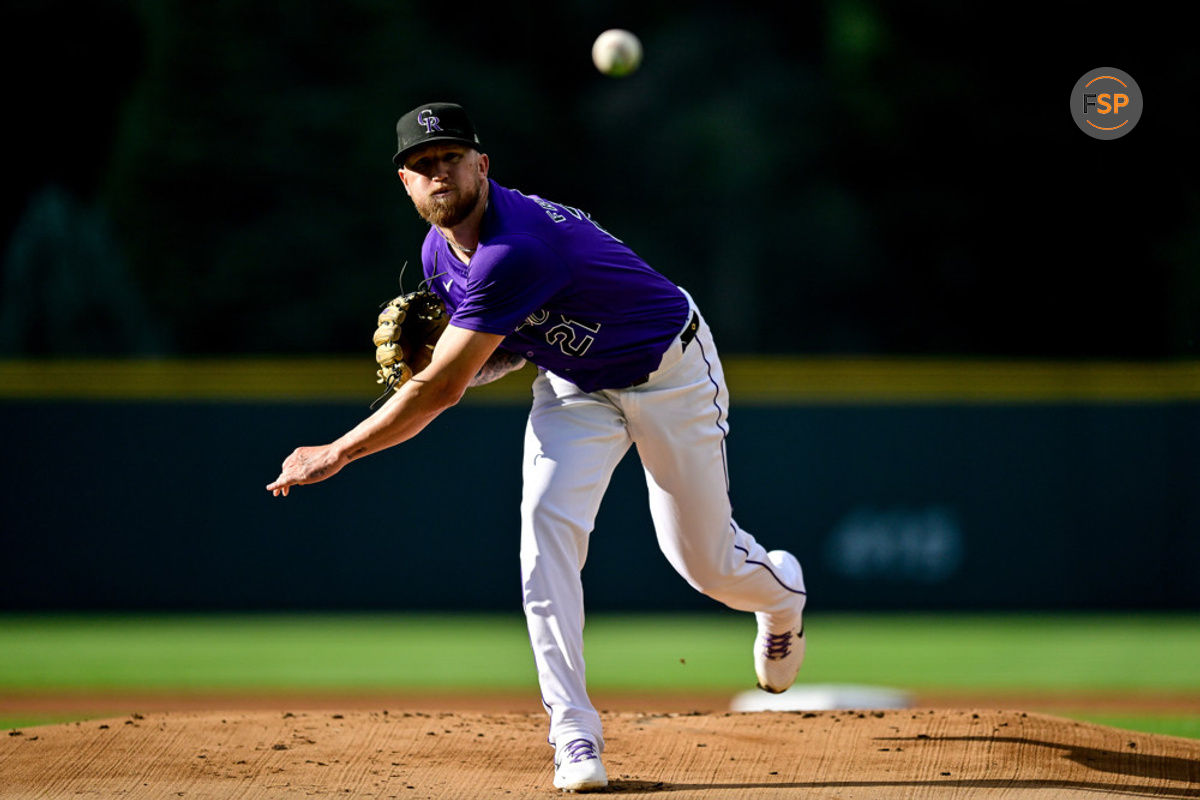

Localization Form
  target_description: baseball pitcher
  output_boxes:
[267,102,807,793]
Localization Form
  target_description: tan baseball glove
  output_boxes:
[373,289,449,394]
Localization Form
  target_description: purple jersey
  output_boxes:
[420,180,689,393]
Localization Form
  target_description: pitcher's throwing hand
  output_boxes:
[267,445,346,496]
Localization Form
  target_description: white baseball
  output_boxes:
[591,29,642,77]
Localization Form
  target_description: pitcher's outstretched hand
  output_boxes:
[266,445,345,496]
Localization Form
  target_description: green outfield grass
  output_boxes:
[2,612,1198,738]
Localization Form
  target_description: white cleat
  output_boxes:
[553,738,608,793]
[754,550,807,694]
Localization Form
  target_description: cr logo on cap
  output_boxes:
[416,109,442,134]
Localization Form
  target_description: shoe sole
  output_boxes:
[554,764,608,792]
[554,777,608,792]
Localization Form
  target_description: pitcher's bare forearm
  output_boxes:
[335,325,506,460]
[346,348,525,458]
[267,325,504,495]
[335,374,458,462]
[266,372,457,496]
[470,350,526,387]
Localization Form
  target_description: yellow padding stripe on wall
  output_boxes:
[0,359,531,404]
[722,358,1200,404]
[1,358,1199,404]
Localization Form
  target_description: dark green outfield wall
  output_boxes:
[3,396,1197,611]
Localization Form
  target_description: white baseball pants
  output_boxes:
[519,303,807,751]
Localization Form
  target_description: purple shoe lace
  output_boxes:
[762,626,803,660]
[762,632,792,660]
[561,738,599,764]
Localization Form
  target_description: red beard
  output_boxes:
[416,180,483,228]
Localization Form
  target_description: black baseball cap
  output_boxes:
[393,102,482,167]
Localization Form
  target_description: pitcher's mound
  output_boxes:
[3,708,1198,798]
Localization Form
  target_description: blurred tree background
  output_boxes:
[1,0,1195,358]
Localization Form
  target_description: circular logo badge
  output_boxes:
[1071,68,1142,140]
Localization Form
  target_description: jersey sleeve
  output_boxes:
[451,235,570,335]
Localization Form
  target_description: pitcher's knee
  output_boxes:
[523,494,595,536]
[677,562,739,598]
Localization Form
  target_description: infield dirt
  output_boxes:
[3,707,1199,799]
